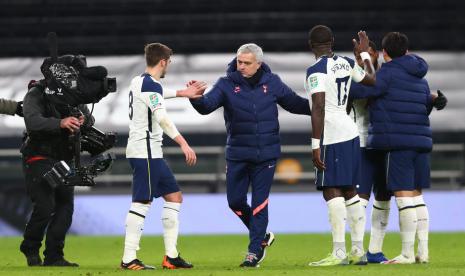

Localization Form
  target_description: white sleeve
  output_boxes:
[351,63,366,83]
[139,92,166,112]
[306,72,327,94]
[163,89,177,99]
[154,108,180,139]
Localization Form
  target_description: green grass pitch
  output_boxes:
[1,233,465,275]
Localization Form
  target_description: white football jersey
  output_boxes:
[348,99,369,147]
[305,55,366,145]
[126,73,176,158]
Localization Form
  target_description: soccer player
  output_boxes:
[121,43,207,270]
[187,43,311,267]
[349,41,447,264]
[305,25,376,266]
[347,41,392,263]
[348,32,444,264]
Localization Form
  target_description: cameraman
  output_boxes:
[19,79,94,267]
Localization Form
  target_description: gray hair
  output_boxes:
[237,43,264,63]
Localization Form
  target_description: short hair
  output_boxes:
[237,43,264,63]
[382,32,409,59]
[308,25,334,46]
[144,43,173,67]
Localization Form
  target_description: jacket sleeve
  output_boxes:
[79,104,95,127]
[23,87,62,133]
[276,78,311,115]
[189,80,225,115]
[0,98,19,115]
[349,69,390,99]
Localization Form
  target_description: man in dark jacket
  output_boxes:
[349,32,433,264]
[19,79,94,267]
[187,43,311,267]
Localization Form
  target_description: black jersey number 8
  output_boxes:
[129,91,133,120]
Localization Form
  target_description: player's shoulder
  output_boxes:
[306,56,328,77]
[336,55,355,68]
[133,73,163,95]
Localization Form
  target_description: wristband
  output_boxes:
[360,52,370,61]
[311,138,320,150]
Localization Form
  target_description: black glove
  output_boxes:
[15,101,23,117]
[433,90,447,110]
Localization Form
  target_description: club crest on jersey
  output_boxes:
[149,94,161,107]
[234,86,241,93]
[310,76,318,88]
[262,85,268,93]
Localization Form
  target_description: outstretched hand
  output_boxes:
[179,80,207,99]
[352,30,370,59]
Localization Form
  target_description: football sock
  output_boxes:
[413,195,429,258]
[346,195,366,255]
[369,200,390,253]
[122,202,150,263]
[327,197,347,259]
[162,201,181,258]
[396,197,417,259]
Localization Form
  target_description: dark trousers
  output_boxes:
[20,157,74,262]
[226,159,276,255]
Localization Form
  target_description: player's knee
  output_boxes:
[163,192,182,203]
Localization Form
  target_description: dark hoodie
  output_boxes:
[190,58,311,162]
[350,54,432,152]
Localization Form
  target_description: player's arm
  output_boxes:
[353,31,376,86]
[306,72,326,170]
[141,91,196,166]
[163,81,207,99]
[154,108,196,166]
[311,92,325,170]
[350,69,390,99]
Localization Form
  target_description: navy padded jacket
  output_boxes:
[190,58,311,162]
[350,54,433,152]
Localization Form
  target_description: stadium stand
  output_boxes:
[0,0,464,56]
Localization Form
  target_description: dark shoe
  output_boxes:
[20,246,42,266]
[240,253,259,267]
[257,232,275,263]
[121,259,155,270]
[43,258,79,267]
[367,251,388,263]
[162,254,193,269]
[24,254,42,266]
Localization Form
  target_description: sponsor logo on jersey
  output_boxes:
[310,76,318,88]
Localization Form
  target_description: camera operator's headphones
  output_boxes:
[40,33,116,106]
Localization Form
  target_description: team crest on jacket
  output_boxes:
[263,85,268,93]
[234,86,241,93]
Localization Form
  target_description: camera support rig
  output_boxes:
[41,32,117,188]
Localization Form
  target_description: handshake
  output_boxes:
[176,80,208,99]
